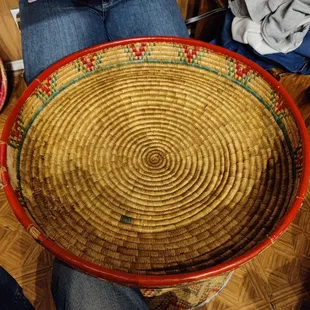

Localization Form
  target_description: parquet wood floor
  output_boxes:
[0,72,309,310]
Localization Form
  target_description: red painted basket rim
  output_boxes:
[1,37,309,287]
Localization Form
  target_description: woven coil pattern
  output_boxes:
[7,41,303,276]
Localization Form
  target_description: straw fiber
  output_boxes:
[7,41,303,276]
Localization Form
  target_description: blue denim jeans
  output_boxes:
[19,0,189,84]
[52,260,149,310]
[19,0,188,309]
[0,267,34,310]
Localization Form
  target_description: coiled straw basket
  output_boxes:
[1,37,309,309]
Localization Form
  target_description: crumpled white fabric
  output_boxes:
[231,17,279,55]
[229,0,310,55]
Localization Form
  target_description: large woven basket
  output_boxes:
[1,37,309,306]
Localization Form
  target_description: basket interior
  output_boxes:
[6,41,304,275]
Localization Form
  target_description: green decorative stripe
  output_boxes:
[120,215,132,224]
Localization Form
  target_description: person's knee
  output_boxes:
[51,260,149,310]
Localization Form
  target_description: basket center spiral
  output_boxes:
[145,150,166,167]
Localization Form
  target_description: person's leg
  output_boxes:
[105,0,189,40]
[51,260,149,310]
[19,0,108,84]
[0,266,34,310]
